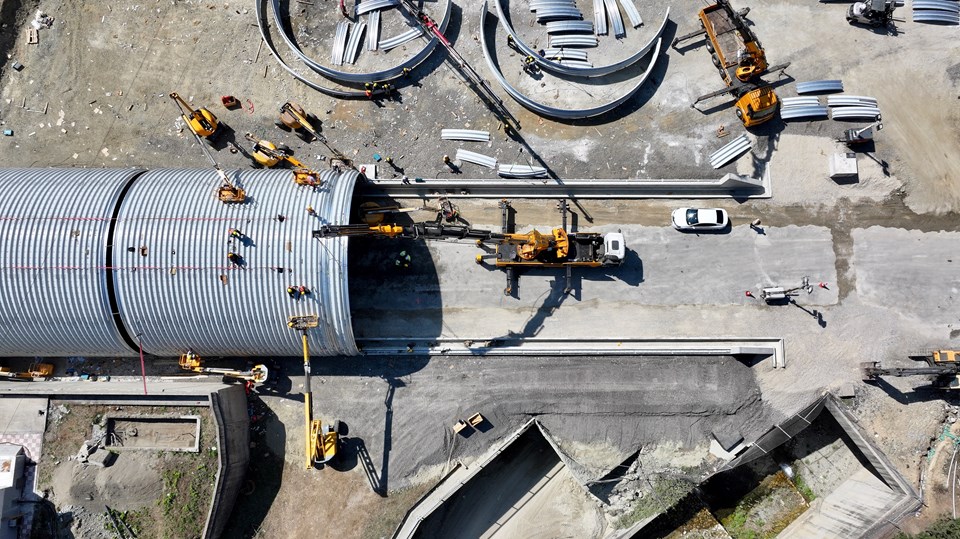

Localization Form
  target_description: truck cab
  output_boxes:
[735,87,779,127]
[601,232,626,266]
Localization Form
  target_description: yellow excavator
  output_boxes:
[0,362,54,381]
[288,315,341,469]
[178,351,268,384]
[169,92,220,139]
[244,133,323,188]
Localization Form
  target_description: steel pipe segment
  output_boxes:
[618,0,643,28]
[603,0,626,37]
[709,134,751,169]
[441,129,491,142]
[529,0,577,11]
[594,0,608,35]
[536,7,584,20]
[267,0,450,84]
[780,105,829,120]
[795,80,843,94]
[913,10,960,23]
[542,48,589,60]
[780,96,821,107]
[550,35,599,47]
[831,107,882,120]
[345,21,367,64]
[495,0,669,77]
[456,149,498,169]
[355,0,399,16]
[481,0,663,119]
[332,21,350,66]
[913,1,960,12]
[498,165,549,178]
[827,95,878,107]
[379,28,424,51]
[545,20,594,33]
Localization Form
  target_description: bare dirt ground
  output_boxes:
[38,403,218,539]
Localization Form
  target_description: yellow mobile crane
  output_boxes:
[288,315,341,469]
[672,0,790,127]
[178,351,269,384]
[315,200,626,295]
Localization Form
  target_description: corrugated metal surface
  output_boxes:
[827,95,878,107]
[550,35,599,47]
[594,0,607,35]
[603,0,625,37]
[0,168,143,356]
[618,0,642,27]
[356,0,399,16]
[530,0,576,10]
[379,28,424,51]
[456,150,498,169]
[536,6,583,20]
[913,9,960,23]
[543,48,589,60]
[345,20,367,64]
[914,1,960,13]
[795,79,843,94]
[779,96,821,108]
[440,129,491,142]
[367,11,380,51]
[332,21,349,66]
[780,105,829,120]
[498,164,549,178]
[831,106,882,120]
[709,134,751,169]
[545,20,594,33]
[112,169,358,357]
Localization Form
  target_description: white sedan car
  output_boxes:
[671,208,729,231]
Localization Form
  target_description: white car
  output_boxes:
[671,208,729,231]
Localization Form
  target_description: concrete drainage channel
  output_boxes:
[357,338,787,368]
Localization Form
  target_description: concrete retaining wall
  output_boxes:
[202,385,250,539]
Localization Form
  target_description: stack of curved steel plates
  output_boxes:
[367,11,380,51]
[913,0,960,24]
[780,96,828,120]
[536,6,584,20]
[796,80,843,94]
[827,95,878,107]
[709,134,751,169]
[831,107,882,120]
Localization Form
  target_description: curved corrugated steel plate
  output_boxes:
[112,169,358,357]
[0,168,143,356]
[795,80,843,94]
[617,0,642,28]
[780,105,829,120]
[831,107,882,120]
[709,134,751,169]
[780,96,821,107]
[603,0,626,37]
[545,20,594,33]
[913,10,960,23]
[913,1,960,13]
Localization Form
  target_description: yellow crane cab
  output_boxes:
[735,87,779,127]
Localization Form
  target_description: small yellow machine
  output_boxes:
[0,362,54,381]
[178,352,268,384]
[288,315,341,468]
[169,92,220,139]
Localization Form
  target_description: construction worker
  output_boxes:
[227,252,241,265]
[395,250,411,269]
[364,83,373,99]
[298,285,310,296]
[229,228,243,239]
[522,55,539,75]
[306,205,316,215]
[287,286,298,299]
